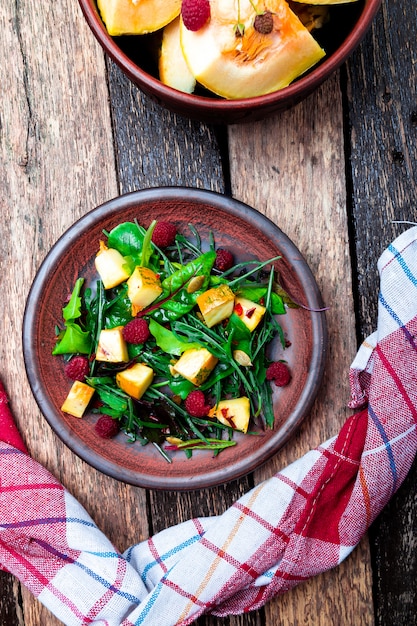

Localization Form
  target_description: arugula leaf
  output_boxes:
[52,323,92,355]
[52,278,92,355]
[62,278,85,321]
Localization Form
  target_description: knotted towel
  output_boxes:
[1,226,416,625]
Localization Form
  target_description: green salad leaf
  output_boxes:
[52,278,92,355]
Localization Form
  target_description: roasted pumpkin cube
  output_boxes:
[94,241,130,289]
[96,326,129,363]
[127,266,163,313]
[234,296,266,332]
[196,284,235,328]
[172,348,218,386]
[116,363,154,399]
[209,397,251,433]
[61,381,95,418]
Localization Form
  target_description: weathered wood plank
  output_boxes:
[1,1,148,623]
[346,0,417,623]
[2,0,415,624]
[227,74,374,624]
[106,61,226,195]
[0,575,24,626]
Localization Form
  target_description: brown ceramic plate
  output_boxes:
[78,0,381,124]
[23,188,327,490]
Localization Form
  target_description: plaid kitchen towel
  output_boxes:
[1,226,417,625]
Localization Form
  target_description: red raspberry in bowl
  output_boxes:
[64,355,89,381]
[94,415,120,439]
[122,318,150,344]
[266,362,291,387]
[184,390,211,417]
[151,221,177,248]
[214,248,234,272]
[181,0,211,31]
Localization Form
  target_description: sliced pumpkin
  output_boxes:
[97,0,181,36]
[159,17,197,93]
[180,0,326,99]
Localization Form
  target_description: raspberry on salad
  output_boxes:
[214,248,234,272]
[122,318,150,344]
[181,0,211,32]
[184,390,211,417]
[64,355,89,381]
[94,415,120,439]
[151,221,177,248]
[266,361,291,387]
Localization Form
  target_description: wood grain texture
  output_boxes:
[106,62,226,195]
[346,1,417,623]
[1,0,415,623]
[227,75,373,624]
[1,1,146,623]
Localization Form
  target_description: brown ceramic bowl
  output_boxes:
[23,187,327,490]
[78,0,381,124]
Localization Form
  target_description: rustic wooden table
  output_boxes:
[1,0,416,624]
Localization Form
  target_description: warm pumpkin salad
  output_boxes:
[53,219,296,459]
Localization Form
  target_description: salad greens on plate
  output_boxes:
[53,218,295,461]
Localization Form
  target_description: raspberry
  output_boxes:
[151,221,177,248]
[94,415,120,439]
[266,361,291,387]
[215,248,234,272]
[64,355,89,381]
[122,318,150,344]
[181,0,210,31]
[254,11,274,35]
[184,390,211,417]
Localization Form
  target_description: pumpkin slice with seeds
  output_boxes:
[180,0,326,99]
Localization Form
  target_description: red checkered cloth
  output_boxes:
[1,226,417,625]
